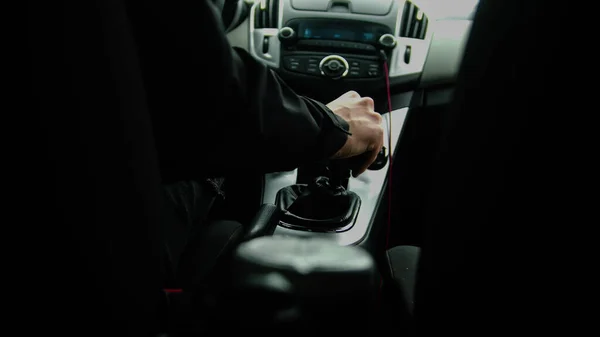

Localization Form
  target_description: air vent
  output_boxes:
[399,1,428,39]
[254,0,279,28]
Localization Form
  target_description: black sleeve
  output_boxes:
[124,0,350,183]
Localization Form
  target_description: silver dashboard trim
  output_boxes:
[226,0,247,33]
[248,2,283,68]
[420,19,472,86]
[247,1,434,82]
[241,0,476,84]
[387,0,434,79]
[265,107,409,246]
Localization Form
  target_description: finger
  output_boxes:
[344,90,361,98]
[370,112,383,124]
[352,147,381,177]
[360,97,375,109]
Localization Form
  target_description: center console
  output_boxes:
[276,160,362,232]
[247,0,432,247]
[278,19,396,80]
[249,0,433,97]
[264,108,408,246]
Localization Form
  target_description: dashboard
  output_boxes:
[225,0,478,246]
[227,0,477,97]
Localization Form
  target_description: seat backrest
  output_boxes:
[26,1,166,333]
[414,0,555,334]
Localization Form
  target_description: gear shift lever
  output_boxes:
[329,147,389,187]
[275,159,361,232]
[329,159,352,189]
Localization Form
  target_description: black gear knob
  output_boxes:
[330,146,388,182]
[368,146,388,171]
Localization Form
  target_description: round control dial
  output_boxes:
[319,55,349,79]
[278,27,296,44]
[378,33,397,49]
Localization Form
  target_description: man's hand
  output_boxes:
[327,91,384,177]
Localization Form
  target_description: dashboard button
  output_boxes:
[319,55,349,79]
[366,63,380,74]
[327,60,341,70]
[404,45,412,64]
[284,56,307,73]
[306,66,320,75]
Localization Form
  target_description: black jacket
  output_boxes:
[124,0,350,182]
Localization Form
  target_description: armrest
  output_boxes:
[241,203,282,242]
[217,236,377,329]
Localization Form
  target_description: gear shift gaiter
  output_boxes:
[276,163,361,232]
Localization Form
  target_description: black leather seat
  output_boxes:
[384,1,555,335]
[175,204,281,291]
[385,245,419,316]
[27,2,168,333]
[26,1,279,334]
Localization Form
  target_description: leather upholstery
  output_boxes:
[177,220,244,290]
[386,245,420,316]
[242,203,282,241]
[276,177,361,231]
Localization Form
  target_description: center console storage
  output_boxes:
[214,236,377,330]
[289,0,395,15]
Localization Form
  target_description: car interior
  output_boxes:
[26,0,558,335]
